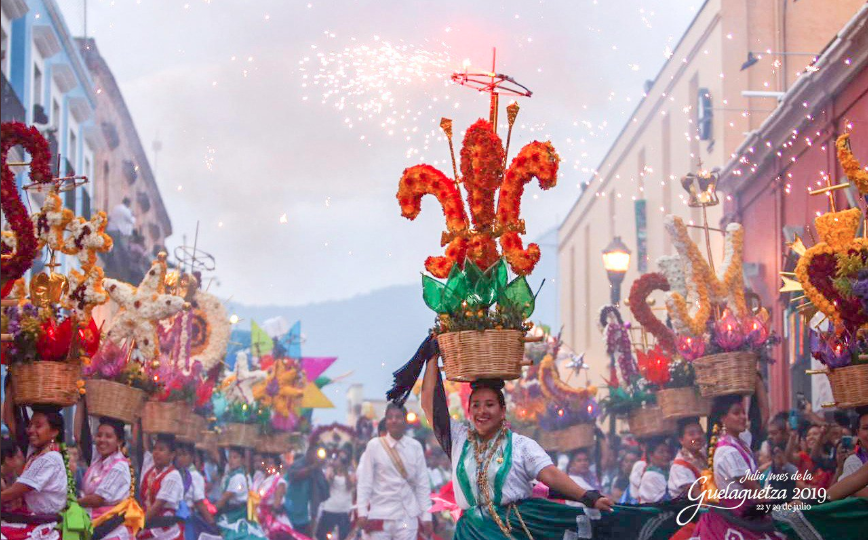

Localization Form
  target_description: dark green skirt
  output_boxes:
[454,499,692,540]
[773,498,868,540]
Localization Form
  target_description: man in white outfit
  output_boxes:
[356,403,432,540]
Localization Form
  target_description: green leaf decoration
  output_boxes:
[463,258,495,308]
[443,265,469,313]
[500,275,535,318]
[422,275,446,313]
[484,259,508,294]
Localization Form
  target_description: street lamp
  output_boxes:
[602,236,631,305]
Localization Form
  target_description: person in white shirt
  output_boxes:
[637,436,672,504]
[316,449,355,540]
[78,417,140,540]
[566,448,602,507]
[138,434,184,540]
[215,447,266,540]
[251,452,266,494]
[1,405,69,540]
[420,357,613,538]
[625,454,647,504]
[668,417,706,499]
[108,198,136,238]
[356,403,432,540]
[174,442,216,540]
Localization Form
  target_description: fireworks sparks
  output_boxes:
[298,33,459,158]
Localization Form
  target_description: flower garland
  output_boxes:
[496,141,560,275]
[628,272,675,354]
[460,119,504,229]
[397,164,469,277]
[836,133,868,194]
[600,306,639,382]
[68,266,109,316]
[1,122,52,286]
[309,422,355,450]
[33,191,74,252]
[189,290,230,371]
[397,119,559,278]
[664,216,713,336]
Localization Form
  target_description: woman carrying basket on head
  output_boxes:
[1,405,73,540]
[78,417,144,540]
[214,446,267,540]
[138,434,184,540]
[686,374,788,540]
[419,356,613,539]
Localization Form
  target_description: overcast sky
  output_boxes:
[59,0,702,307]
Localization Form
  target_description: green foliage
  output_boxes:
[423,258,538,333]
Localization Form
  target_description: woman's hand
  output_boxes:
[593,497,614,512]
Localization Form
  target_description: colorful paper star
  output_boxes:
[64,211,113,271]
[222,351,268,404]
[104,255,187,361]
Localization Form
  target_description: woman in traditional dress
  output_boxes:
[0,405,70,540]
[78,417,143,540]
[687,373,788,540]
[668,418,706,500]
[256,453,308,540]
[215,446,266,540]
[420,358,613,539]
[138,434,184,540]
[174,442,218,540]
[637,436,673,504]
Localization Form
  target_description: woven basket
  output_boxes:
[195,431,219,454]
[693,351,757,397]
[550,423,596,452]
[628,406,676,439]
[255,432,293,455]
[537,429,558,452]
[438,329,526,382]
[10,361,81,406]
[141,401,182,434]
[657,387,712,420]
[218,423,260,448]
[825,364,868,409]
[85,380,146,424]
[177,411,207,443]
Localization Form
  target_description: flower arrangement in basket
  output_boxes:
[783,133,868,409]
[216,399,270,448]
[1,123,113,406]
[643,212,779,398]
[596,306,676,438]
[83,256,189,428]
[396,111,559,382]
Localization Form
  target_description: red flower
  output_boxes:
[78,318,101,358]
[37,317,74,361]
[2,122,52,286]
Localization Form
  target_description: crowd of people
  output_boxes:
[1,380,866,540]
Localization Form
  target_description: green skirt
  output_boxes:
[454,499,691,540]
[773,498,868,540]
[216,506,267,540]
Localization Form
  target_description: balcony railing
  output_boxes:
[1,71,26,123]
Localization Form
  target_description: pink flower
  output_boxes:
[744,316,769,347]
[676,335,705,361]
[714,310,745,351]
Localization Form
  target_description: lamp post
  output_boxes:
[602,236,631,305]
[602,237,630,439]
